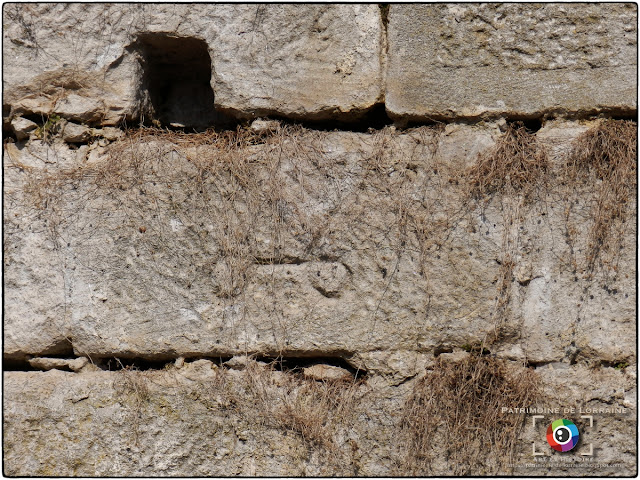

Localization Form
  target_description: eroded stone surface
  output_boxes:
[303,364,352,382]
[4,123,635,373]
[209,4,384,120]
[3,364,635,476]
[386,4,637,121]
[61,122,91,143]
[10,116,37,140]
[2,4,637,476]
[3,4,383,126]
[28,356,88,372]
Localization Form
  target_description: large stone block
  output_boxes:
[4,123,635,374]
[386,4,637,121]
[2,4,140,125]
[3,4,383,127]
[209,4,384,121]
[3,363,636,476]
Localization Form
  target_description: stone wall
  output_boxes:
[3,4,635,128]
[386,4,637,122]
[3,4,637,476]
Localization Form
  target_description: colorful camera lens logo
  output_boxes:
[546,419,579,452]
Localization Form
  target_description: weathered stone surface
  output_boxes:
[3,363,635,476]
[61,122,91,143]
[3,4,383,127]
[93,126,124,142]
[308,262,348,298]
[10,116,37,140]
[2,5,637,476]
[4,149,72,360]
[55,95,105,124]
[437,351,470,364]
[524,365,637,474]
[223,355,267,371]
[208,4,383,121]
[4,123,635,373]
[250,119,280,135]
[28,356,88,372]
[303,364,352,382]
[386,4,638,121]
[5,4,637,128]
[179,359,218,381]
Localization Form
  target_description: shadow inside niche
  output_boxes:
[132,33,232,130]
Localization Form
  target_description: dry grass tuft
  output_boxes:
[113,364,151,445]
[468,122,549,202]
[563,119,636,272]
[243,362,365,457]
[400,355,539,475]
[108,360,369,474]
[275,377,362,452]
[464,124,549,342]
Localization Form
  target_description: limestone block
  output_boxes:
[209,4,384,120]
[94,127,124,141]
[3,124,635,375]
[62,122,91,143]
[3,4,139,124]
[250,119,280,135]
[55,95,104,124]
[303,364,352,382]
[179,359,218,381]
[3,202,71,360]
[3,365,636,476]
[3,4,383,127]
[10,116,37,140]
[28,356,88,372]
[386,4,637,121]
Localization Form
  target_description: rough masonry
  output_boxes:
[3,3,637,477]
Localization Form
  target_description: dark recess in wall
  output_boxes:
[3,350,76,371]
[131,33,231,130]
[256,355,367,378]
[2,104,13,139]
[3,359,38,372]
[268,102,393,133]
[3,354,367,378]
[379,4,390,30]
[508,117,543,133]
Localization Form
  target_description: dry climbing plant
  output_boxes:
[468,123,549,201]
[466,123,549,344]
[563,119,636,276]
[399,355,539,475]
[113,364,151,446]
[17,125,337,352]
[193,360,367,475]
[16,122,461,354]
[9,119,634,474]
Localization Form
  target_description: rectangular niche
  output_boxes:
[133,33,220,129]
